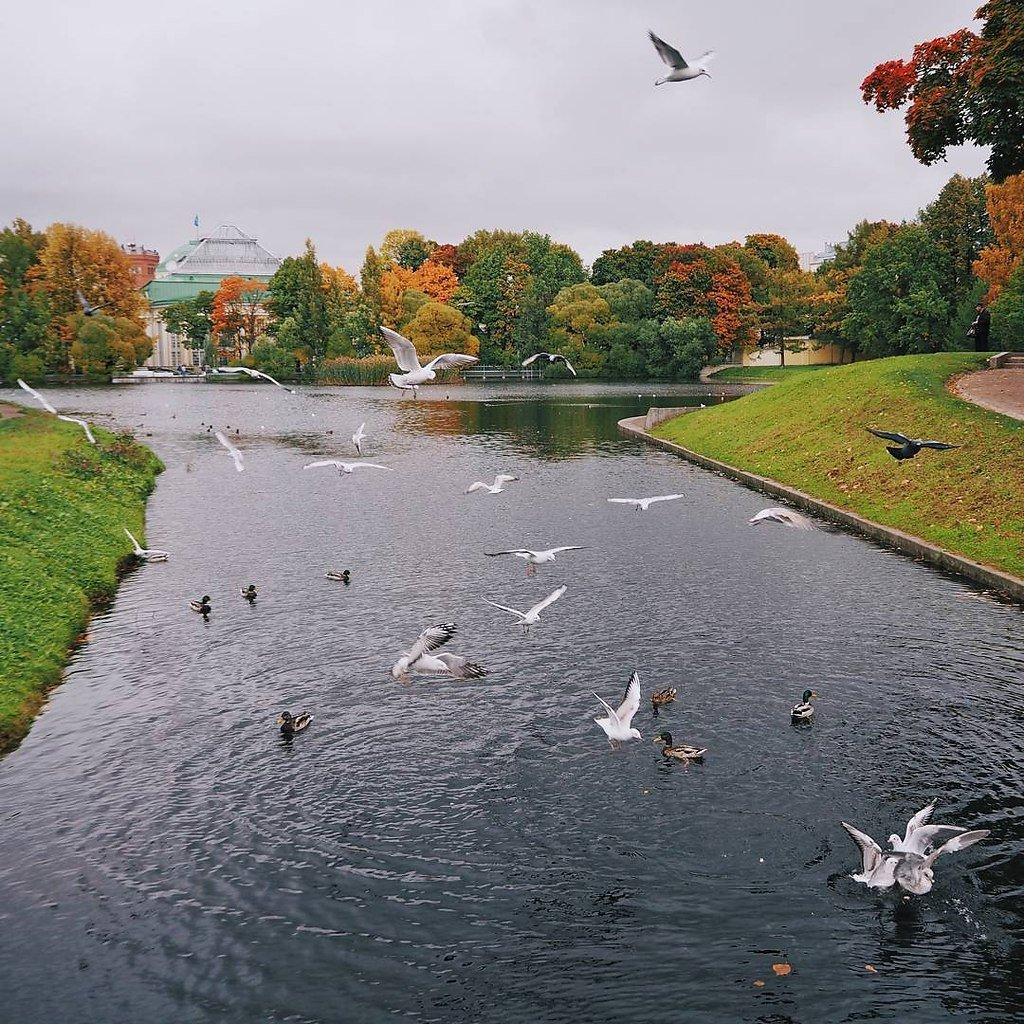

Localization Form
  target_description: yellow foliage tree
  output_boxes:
[973,172,1024,302]
[403,302,479,362]
[412,260,459,303]
[379,266,416,327]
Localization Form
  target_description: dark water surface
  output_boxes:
[0,381,1021,1024]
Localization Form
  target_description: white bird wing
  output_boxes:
[304,460,343,470]
[521,353,547,367]
[548,546,584,554]
[424,353,479,372]
[407,622,457,661]
[380,327,423,372]
[215,431,244,470]
[124,528,143,553]
[483,598,525,619]
[246,367,295,392]
[557,356,577,376]
[485,549,532,557]
[17,378,58,414]
[841,822,884,875]
[923,829,990,869]
[647,494,685,505]
[433,652,487,678]
[57,415,96,444]
[607,498,641,506]
[614,671,641,727]
[902,824,968,856]
[649,30,687,69]
[466,481,490,493]
[493,474,519,486]
[903,802,937,843]
[592,691,619,721]
[527,584,566,618]
[347,462,391,472]
[693,49,716,69]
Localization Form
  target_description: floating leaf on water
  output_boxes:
[865,964,878,973]
[752,979,765,988]
[772,963,792,976]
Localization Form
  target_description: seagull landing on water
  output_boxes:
[352,422,367,455]
[607,494,684,512]
[304,459,392,476]
[749,507,814,530]
[521,352,577,376]
[466,474,518,495]
[866,428,959,461]
[886,802,969,855]
[210,366,295,392]
[76,288,108,317]
[124,528,169,562]
[594,671,642,747]
[648,30,714,86]
[380,326,478,396]
[391,622,488,682]
[215,431,244,472]
[17,379,96,443]
[484,546,584,576]
[483,584,566,633]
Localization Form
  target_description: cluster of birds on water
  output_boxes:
[11,307,982,890]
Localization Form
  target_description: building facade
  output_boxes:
[143,224,281,368]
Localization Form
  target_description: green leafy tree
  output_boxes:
[403,302,478,362]
[69,315,151,373]
[658,318,718,379]
[359,246,385,336]
[0,220,51,362]
[380,229,435,270]
[744,233,800,271]
[162,291,214,351]
[990,264,1024,347]
[251,335,299,379]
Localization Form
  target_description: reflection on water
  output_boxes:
[0,380,1020,1024]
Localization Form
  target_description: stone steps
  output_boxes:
[988,351,1024,368]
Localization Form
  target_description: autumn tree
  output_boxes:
[211,277,269,361]
[744,233,799,271]
[428,243,467,278]
[973,172,1024,301]
[402,302,479,363]
[69,315,151,374]
[380,229,435,270]
[861,1,1024,181]
[412,259,459,303]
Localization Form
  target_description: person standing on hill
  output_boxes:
[970,304,991,352]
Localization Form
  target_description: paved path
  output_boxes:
[953,369,1024,421]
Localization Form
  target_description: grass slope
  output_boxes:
[0,408,162,753]
[654,353,1024,577]
[708,365,836,382]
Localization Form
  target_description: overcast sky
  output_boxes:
[1,0,987,275]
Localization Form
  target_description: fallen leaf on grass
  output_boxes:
[772,963,792,976]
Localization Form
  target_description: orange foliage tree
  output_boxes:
[973,172,1024,301]
[211,277,269,360]
[412,259,459,303]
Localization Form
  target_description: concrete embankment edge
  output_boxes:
[618,414,1024,604]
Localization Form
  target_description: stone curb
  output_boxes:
[618,414,1024,604]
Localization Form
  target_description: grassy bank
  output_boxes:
[654,352,1024,578]
[0,408,162,753]
[708,365,837,382]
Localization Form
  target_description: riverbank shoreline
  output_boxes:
[0,408,163,755]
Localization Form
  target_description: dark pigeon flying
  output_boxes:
[75,289,108,317]
[867,428,959,461]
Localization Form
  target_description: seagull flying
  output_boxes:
[607,494,684,512]
[466,474,518,495]
[841,819,989,894]
[124,527,169,562]
[594,671,642,746]
[886,802,968,855]
[352,422,367,455]
[304,460,392,475]
[484,546,584,575]
[380,326,478,395]
[866,428,959,461]
[749,507,814,530]
[17,379,96,443]
[75,288,108,317]
[522,352,577,376]
[391,622,486,681]
[215,430,244,472]
[483,584,566,632]
[648,30,715,86]
[210,366,295,392]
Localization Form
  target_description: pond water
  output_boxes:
[0,381,1021,1024]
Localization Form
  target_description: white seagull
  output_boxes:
[648,30,715,86]
[123,527,169,562]
[210,366,295,392]
[17,379,97,444]
[887,802,968,855]
[391,622,486,681]
[594,671,642,746]
[749,507,814,530]
[607,494,684,512]
[352,422,367,455]
[483,584,566,632]
[841,819,990,894]
[215,431,245,472]
[380,326,478,395]
[303,460,392,475]
[466,474,518,495]
[485,546,584,576]
[522,352,577,376]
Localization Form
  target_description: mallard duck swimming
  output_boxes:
[189,595,211,614]
[651,688,677,708]
[277,711,313,737]
[791,689,818,721]
[325,570,351,583]
[653,731,706,760]
[241,584,257,602]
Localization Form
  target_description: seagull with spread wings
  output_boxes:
[17,379,97,443]
[466,473,518,495]
[391,622,487,681]
[886,802,969,855]
[352,422,367,455]
[380,326,478,395]
[607,494,684,512]
[484,546,584,576]
[210,366,295,392]
[483,584,566,633]
[594,671,643,747]
[215,430,245,472]
[124,528,169,562]
[866,428,959,461]
[648,30,714,86]
[521,352,577,376]
[303,459,392,476]
[749,507,814,530]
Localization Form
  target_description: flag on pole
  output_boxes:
[193,214,200,229]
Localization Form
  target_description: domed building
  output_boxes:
[143,224,281,368]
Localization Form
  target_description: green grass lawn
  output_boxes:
[708,364,838,382]
[654,352,1024,578]
[0,409,162,753]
